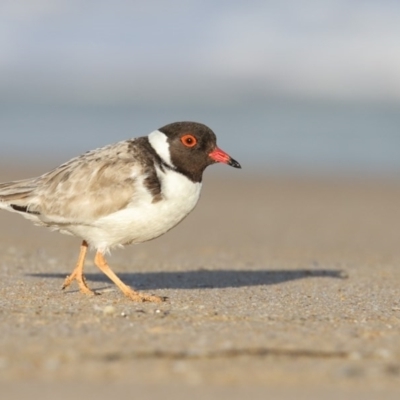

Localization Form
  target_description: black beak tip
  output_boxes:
[229,158,241,169]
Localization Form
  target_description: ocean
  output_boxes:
[1,101,399,178]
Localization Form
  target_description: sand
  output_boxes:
[0,165,400,399]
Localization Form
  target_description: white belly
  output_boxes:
[68,169,202,252]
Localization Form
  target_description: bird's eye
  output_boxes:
[180,134,197,148]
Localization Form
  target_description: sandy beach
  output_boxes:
[1,165,400,399]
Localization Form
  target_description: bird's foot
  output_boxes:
[61,272,98,295]
[92,251,167,302]
[122,287,166,303]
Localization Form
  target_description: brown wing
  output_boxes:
[1,140,147,225]
[37,161,138,224]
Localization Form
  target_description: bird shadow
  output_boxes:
[28,268,347,290]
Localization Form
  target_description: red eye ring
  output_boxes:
[181,134,197,148]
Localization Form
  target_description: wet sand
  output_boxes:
[1,164,400,399]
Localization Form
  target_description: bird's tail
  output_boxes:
[0,178,37,211]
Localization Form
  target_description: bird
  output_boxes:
[0,121,241,302]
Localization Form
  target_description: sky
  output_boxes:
[1,0,400,106]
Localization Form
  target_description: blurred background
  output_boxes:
[0,0,400,177]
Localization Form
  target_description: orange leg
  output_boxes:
[62,240,96,295]
[94,251,164,302]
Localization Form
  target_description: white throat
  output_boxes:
[148,130,174,168]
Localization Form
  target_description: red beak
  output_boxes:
[209,147,241,168]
